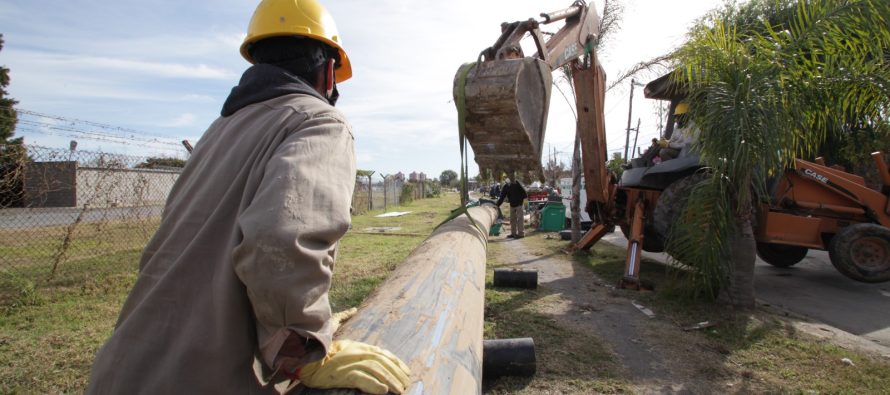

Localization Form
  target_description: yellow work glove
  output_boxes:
[330,307,357,334]
[298,340,411,394]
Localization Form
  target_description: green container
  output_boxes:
[489,221,503,236]
[539,202,566,232]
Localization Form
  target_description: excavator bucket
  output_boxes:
[454,58,552,177]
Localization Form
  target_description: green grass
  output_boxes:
[330,192,461,311]
[4,195,887,394]
[0,250,140,393]
[0,218,159,284]
[0,193,460,393]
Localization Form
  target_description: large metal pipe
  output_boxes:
[297,203,499,395]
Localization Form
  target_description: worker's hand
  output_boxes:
[657,138,669,148]
[299,340,411,394]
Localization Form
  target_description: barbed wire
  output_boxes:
[4,109,189,154]
[17,109,180,142]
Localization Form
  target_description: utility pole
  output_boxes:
[630,118,641,159]
[623,79,645,160]
[623,79,635,161]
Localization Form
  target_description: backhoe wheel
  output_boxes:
[755,242,808,267]
[653,173,708,245]
[829,224,890,283]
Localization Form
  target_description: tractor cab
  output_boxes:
[619,72,702,190]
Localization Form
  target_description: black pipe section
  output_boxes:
[493,268,538,289]
[482,338,537,378]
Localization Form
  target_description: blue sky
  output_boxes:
[0,0,721,179]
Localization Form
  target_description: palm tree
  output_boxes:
[664,0,890,305]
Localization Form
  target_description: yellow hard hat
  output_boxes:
[241,0,353,83]
[674,102,689,115]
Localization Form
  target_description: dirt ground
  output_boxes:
[489,228,890,394]
[490,235,730,393]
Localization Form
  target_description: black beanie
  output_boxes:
[249,36,336,76]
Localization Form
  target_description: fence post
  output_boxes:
[367,174,373,211]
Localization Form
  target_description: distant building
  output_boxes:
[409,171,419,182]
[394,172,405,182]
[23,161,179,208]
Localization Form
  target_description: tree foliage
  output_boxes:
[0,33,25,208]
[439,169,458,187]
[667,0,890,297]
[543,155,566,187]
[135,157,186,169]
[605,152,626,178]
[0,34,18,144]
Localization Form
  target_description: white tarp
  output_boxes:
[375,211,412,218]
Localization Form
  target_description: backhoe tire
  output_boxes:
[653,173,708,245]
[755,242,808,267]
[828,223,890,283]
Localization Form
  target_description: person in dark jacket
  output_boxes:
[496,178,528,238]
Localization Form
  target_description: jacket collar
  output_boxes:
[221,64,327,117]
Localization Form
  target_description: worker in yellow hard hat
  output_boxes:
[86,1,411,394]
[658,102,700,162]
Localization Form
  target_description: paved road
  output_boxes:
[0,206,164,230]
[602,232,890,348]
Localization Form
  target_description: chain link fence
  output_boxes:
[352,179,403,216]
[0,144,181,297]
[0,142,441,298]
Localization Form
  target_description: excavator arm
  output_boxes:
[453,1,611,208]
[456,1,660,290]
[480,1,600,70]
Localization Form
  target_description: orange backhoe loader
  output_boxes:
[755,154,890,282]
[636,74,890,283]
[454,1,890,286]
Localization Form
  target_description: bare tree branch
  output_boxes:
[594,0,624,51]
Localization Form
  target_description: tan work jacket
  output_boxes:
[86,92,356,394]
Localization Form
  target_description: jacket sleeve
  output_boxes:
[233,113,356,370]
[668,128,687,149]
